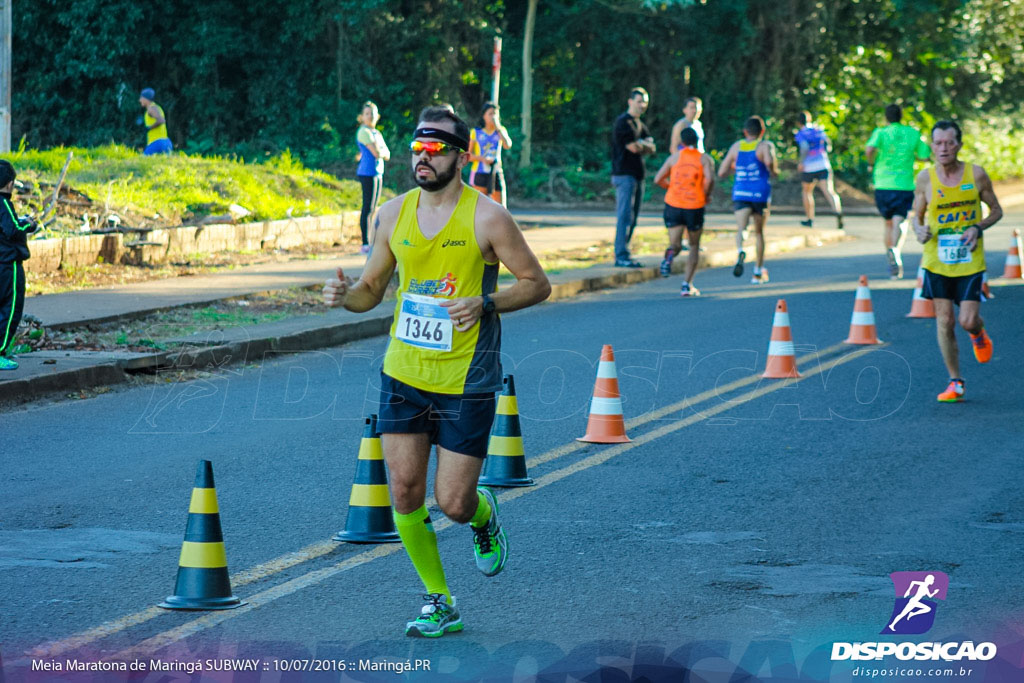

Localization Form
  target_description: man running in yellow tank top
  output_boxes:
[910,120,1002,403]
[323,106,550,637]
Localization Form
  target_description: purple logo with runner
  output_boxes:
[881,571,949,635]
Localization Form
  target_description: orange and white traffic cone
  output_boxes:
[906,266,935,318]
[577,344,631,443]
[763,299,800,378]
[845,275,882,344]
[1001,229,1023,279]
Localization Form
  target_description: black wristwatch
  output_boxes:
[481,294,496,314]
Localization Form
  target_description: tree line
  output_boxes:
[13,0,1024,188]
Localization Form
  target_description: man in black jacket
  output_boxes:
[0,160,39,370]
[611,87,656,267]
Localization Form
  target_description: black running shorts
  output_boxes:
[874,189,915,220]
[663,205,705,232]
[801,169,830,183]
[377,373,497,458]
[921,269,983,304]
[732,200,769,215]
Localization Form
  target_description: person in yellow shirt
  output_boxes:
[323,105,550,637]
[911,120,1002,403]
[138,88,172,155]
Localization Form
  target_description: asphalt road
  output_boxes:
[2,214,1023,681]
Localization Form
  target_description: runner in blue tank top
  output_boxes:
[795,111,843,230]
[718,116,777,284]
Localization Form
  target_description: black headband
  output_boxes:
[414,127,469,151]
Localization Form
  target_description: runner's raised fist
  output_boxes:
[323,267,352,307]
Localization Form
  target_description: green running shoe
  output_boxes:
[0,356,18,371]
[405,593,462,638]
[472,487,508,577]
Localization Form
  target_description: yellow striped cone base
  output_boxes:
[335,415,401,543]
[480,375,534,487]
[160,460,243,610]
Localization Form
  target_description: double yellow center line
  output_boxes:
[26,342,870,661]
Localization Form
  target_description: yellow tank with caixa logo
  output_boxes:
[922,164,985,277]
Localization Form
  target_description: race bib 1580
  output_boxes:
[396,293,454,351]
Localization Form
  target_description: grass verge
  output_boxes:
[2,144,367,234]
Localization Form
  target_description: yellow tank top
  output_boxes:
[145,104,169,145]
[922,164,985,277]
[383,185,502,394]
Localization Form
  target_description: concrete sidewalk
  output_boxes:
[1,215,846,405]
[25,211,841,329]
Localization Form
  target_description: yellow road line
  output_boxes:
[24,342,849,661]
[108,344,877,660]
[526,341,847,470]
[114,545,408,659]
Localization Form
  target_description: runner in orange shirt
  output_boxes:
[654,127,715,296]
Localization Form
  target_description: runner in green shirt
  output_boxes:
[866,104,931,279]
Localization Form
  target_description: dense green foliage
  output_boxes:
[13,0,1024,196]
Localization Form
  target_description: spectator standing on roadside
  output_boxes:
[611,87,656,268]
[0,160,40,371]
[356,101,391,254]
[468,102,512,207]
[669,96,705,153]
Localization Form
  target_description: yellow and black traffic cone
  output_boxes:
[479,375,535,487]
[334,415,401,543]
[159,460,243,610]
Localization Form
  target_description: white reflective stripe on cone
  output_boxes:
[589,396,624,415]
[771,312,791,328]
[596,361,617,379]
[850,312,876,326]
[767,340,795,357]
[854,288,872,300]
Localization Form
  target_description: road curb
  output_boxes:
[545,229,845,301]
[0,229,845,407]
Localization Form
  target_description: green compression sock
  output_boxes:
[393,505,450,601]
[469,490,492,528]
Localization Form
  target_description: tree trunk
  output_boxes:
[336,17,346,106]
[519,0,538,169]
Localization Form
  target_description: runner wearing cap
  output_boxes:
[138,88,173,155]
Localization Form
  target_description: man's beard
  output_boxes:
[413,159,459,192]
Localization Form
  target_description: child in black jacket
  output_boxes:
[0,160,39,370]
